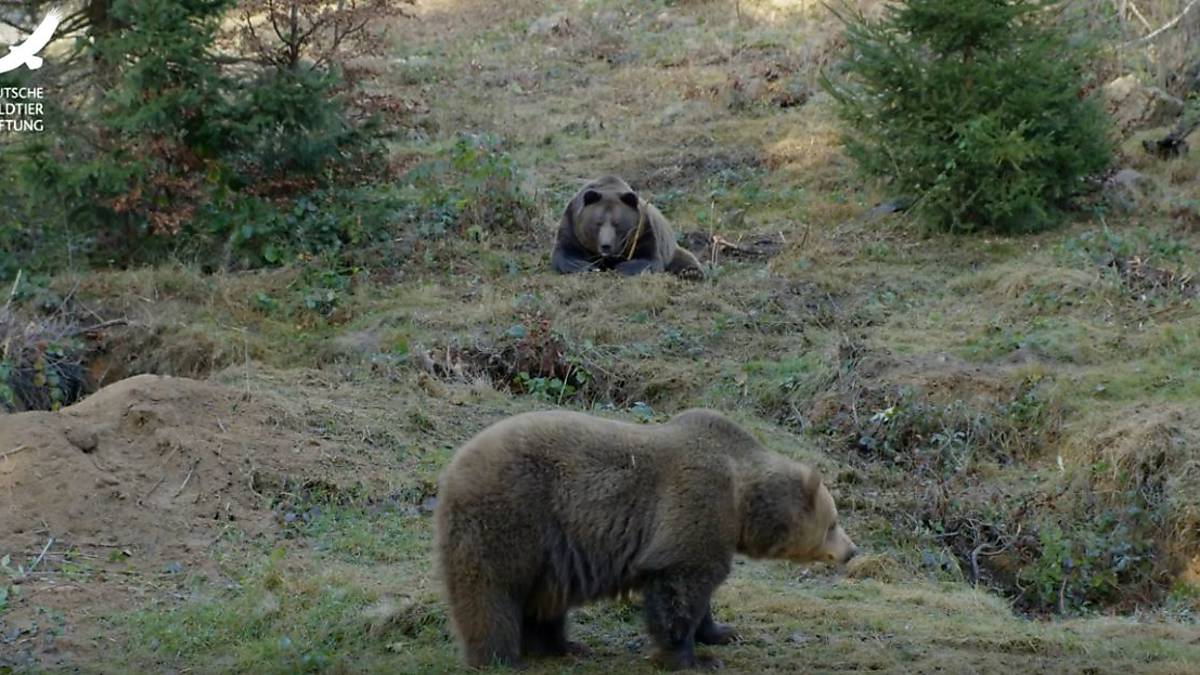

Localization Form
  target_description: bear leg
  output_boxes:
[521,614,592,658]
[552,246,600,274]
[451,588,525,669]
[666,248,704,280]
[695,608,736,646]
[641,572,722,671]
[613,258,658,276]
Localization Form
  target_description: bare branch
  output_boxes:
[1123,0,1200,47]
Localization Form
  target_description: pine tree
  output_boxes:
[2,0,399,269]
[823,0,1112,233]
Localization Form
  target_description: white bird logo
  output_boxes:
[0,8,62,74]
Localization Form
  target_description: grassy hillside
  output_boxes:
[2,0,1199,672]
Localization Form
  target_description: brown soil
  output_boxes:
[0,374,370,667]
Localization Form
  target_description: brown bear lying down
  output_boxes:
[434,409,858,670]
[552,175,704,279]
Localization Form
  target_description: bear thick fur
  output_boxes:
[552,175,704,278]
[434,408,858,670]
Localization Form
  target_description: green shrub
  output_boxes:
[822,0,1112,233]
[228,66,386,180]
[398,135,537,239]
[818,378,1052,478]
[187,186,404,269]
[1018,505,1158,614]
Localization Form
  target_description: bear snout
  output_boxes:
[824,525,859,566]
[596,223,617,257]
[841,545,861,565]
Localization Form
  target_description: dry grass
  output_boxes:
[1071,406,1200,575]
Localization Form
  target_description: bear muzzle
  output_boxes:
[823,526,859,566]
[840,544,861,565]
[596,223,618,258]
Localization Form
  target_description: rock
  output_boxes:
[64,425,98,453]
[1103,75,1186,136]
[527,12,573,38]
[865,197,913,221]
[1104,168,1159,212]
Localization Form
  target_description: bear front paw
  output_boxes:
[696,621,737,646]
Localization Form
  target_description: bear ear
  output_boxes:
[582,190,602,206]
[803,467,822,509]
[619,191,639,210]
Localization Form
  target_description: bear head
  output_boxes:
[739,462,859,566]
[572,176,643,260]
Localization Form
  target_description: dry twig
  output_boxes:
[3,269,21,315]
[27,536,55,576]
[1,445,31,461]
[173,459,200,499]
[71,319,130,336]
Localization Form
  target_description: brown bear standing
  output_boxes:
[434,409,858,670]
[552,176,704,278]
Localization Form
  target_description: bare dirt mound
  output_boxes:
[1,374,366,565]
[0,374,376,666]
